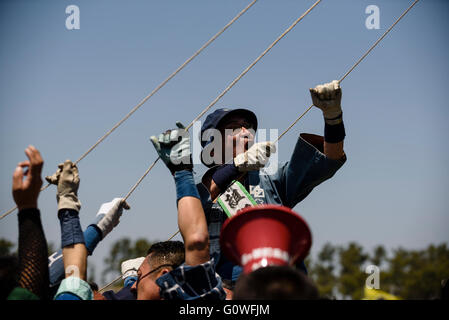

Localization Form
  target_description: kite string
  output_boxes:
[0,0,259,220]
[277,0,420,143]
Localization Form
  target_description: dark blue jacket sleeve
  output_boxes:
[271,133,346,208]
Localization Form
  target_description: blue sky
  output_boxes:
[1,0,448,284]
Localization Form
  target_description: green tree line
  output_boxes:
[2,237,448,299]
[101,238,449,299]
[305,242,449,299]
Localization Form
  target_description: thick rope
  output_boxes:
[129,0,322,243]
[277,0,420,142]
[98,275,123,293]
[73,0,259,166]
[120,0,322,246]
[122,0,322,203]
[0,184,51,220]
[0,206,19,220]
[0,0,258,220]
[339,0,420,83]
[100,0,421,292]
[166,230,180,241]
[169,0,420,242]
[99,197,191,292]
[184,0,322,132]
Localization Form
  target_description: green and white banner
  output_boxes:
[218,181,257,218]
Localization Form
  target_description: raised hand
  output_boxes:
[150,122,193,175]
[12,145,44,210]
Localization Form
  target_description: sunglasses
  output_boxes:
[222,124,255,137]
[135,263,174,287]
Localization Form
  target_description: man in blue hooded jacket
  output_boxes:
[196,80,347,285]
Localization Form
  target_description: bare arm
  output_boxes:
[202,173,221,201]
[178,194,210,266]
[48,160,87,281]
[324,140,345,160]
[310,80,346,160]
[151,123,210,266]
[62,244,87,281]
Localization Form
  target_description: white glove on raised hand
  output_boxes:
[95,198,130,239]
[310,80,343,124]
[234,141,276,172]
[121,257,145,280]
[45,160,81,211]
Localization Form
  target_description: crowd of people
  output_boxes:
[1,80,346,300]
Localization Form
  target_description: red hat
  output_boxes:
[220,204,312,274]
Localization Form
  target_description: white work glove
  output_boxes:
[310,80,343,124]
[121,257,145,280]
[95,198,130,239]
[45,160,81,211]
[234,141,276,172]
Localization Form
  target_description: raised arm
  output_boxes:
[46,160,92,300]
[310,80,346,160]
[12,145,49,299]
[176,172,210,266]
[48,197,130,289]
[150,122,209,266]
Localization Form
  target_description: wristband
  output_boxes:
[211,163,240,191]
[58,209,85,248]
[324,114,346,143]
[174,170,201,203]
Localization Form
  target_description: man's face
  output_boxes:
[130,254,169,300]
[218,115,255,163]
